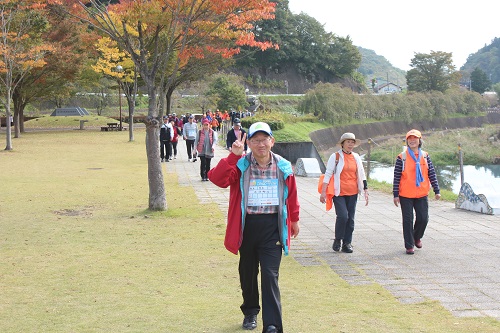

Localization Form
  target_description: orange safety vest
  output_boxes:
[398,151,430,198]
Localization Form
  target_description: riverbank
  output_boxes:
[311,112,500,165]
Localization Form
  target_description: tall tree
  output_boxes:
[470,67,491,94]
[0,0,55,150]
[207,74,248,112]
[93,36,138,141]
[406,51,460,93]
[67,0,277,210]
[11,4,96,135]
[236,3,360,88]
[492,82,500,104]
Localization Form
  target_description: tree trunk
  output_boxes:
[126,72,138,142]
[13,86,26,134]
[125,86,135,142]
[159,90,167,118]
[166,86,175,116]
[19,109,25,133]
[145,86,167,211]
[13,112,20,138]
[4,103,12,150]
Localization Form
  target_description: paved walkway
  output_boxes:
[167,138,500,321]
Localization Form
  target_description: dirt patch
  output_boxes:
[53,207,93,217]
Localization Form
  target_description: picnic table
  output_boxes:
[101,123,119,131]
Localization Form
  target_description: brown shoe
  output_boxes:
[414,239,422,248]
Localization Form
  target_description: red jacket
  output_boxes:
[208,152,300,255]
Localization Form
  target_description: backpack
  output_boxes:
[401,149,428,171]
[332,152,340,174]
[160,125,171,141]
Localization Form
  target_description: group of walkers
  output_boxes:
[319,128,440,256]
[160,110,253,182]
[160,111,219,181]
[163,117,441,333]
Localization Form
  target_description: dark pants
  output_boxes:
[160,140,171,160]
[399,196,429,249]
[185,139,195,159]
[332,194,358,244]
[170,141,178,158]
[199,155,212,179]
[239,213,283,332]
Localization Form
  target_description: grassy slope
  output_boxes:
[1,129,499,332]
[272,121,330,142]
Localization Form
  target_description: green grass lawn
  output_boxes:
[23,115,123,129]
[273,121,331,142]
[1,129,499,332]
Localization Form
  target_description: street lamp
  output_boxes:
[115,65,123,131]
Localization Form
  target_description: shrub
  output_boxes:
[241,115,284,131]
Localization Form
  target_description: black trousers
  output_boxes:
[185,139,195,159]
[399,196,429,249]
[170,141,178,158]
[199,155,212,179]
[239,213,282,332]
[332,194,358,244]
[160,140,171,160]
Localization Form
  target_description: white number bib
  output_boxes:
[248,179,279,206]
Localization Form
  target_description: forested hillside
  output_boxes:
[461,37,500,84]
[357,47,407,88]
[229,0,408,94]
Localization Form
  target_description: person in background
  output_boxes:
[211,116,219,132]
[176,116,184,136]
[320,132,368,253]
[194,119,217,181]
[208,122,300,333]
[205,110,213,122]
[169,119,179,160]
[183,115,198,162]
[393,129,441,255]
[226,118,247,152]
[159,116,172,162]
[216,113,222,131]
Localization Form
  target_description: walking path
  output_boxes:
[167,138,500,321]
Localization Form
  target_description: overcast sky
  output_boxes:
[288,0,500,71]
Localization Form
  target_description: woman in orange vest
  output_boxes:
[393,129,441,255]
[320,133,369,253]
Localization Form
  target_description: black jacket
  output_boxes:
[160,125,171,141]
[226,128,247,150]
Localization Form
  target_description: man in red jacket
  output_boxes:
[208,122,300,333]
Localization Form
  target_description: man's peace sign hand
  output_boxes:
[231,132,247,156]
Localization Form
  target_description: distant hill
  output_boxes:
[357,47,407,88]
[461,37,500,84]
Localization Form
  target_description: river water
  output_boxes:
[367,162,500,214]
